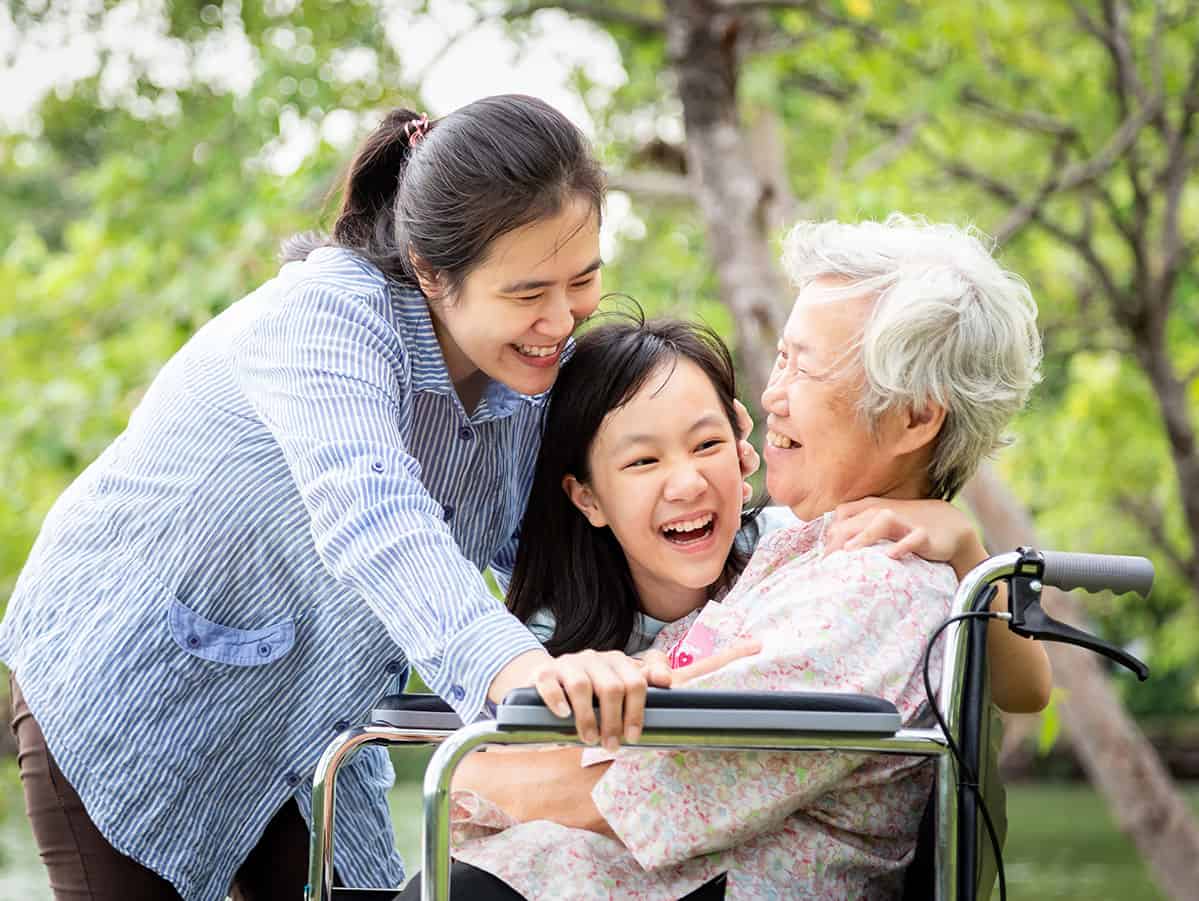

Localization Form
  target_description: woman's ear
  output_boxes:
[408,251,445,301]
[562,474,607,528]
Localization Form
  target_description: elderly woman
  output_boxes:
[419,215,1043,900]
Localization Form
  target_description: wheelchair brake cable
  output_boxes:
[922,605,1010,901]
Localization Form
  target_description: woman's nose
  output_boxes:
[535,291,576,338]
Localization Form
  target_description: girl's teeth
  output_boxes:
[767,429,796,448]
[516,343,557,357]
[663,513,714,533]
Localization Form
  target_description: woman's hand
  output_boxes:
[489,648,671,751]
[825,496,985,580]
[734,400,760,504]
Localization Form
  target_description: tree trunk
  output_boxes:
[663,0,787,412]
[962,465,1199,901]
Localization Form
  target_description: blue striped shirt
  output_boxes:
[0,247,546,900]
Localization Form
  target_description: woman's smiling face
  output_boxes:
[564,358,744,623]
[424,195,603,402]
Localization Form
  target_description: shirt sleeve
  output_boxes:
[231,279,543,721]
[591,546,955,869]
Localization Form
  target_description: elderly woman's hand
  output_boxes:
[825,496,984,580]
[640,638,762,688]
[734,399,760,504]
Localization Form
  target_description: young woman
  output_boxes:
[396,303,1050,898]
[0,95,692,901]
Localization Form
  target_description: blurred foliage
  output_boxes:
[1,0,1197,723]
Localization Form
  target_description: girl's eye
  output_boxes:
[624,457,656,469]
[570,276,595,290]
[514,294,544,303]
[697,438,725,452]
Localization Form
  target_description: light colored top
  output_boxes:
[452,516,957,900]
[525,609,671,655]
[0,247,546,901]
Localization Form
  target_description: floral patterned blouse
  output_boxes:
[451,516,957,899]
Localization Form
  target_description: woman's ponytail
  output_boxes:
[332,108,426,253]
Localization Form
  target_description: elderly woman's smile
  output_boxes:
[761,280,945,521]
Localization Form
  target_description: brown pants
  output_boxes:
[9,674,317,900]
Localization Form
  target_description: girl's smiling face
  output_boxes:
[564,358,744,623]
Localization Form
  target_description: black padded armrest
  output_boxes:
[370,694,463,730]
[497,687,901,734]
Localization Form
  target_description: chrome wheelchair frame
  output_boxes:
[306,548,1152,901]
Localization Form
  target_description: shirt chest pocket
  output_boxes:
[168,598,295,666]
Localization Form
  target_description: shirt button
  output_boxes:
[443,505,455,522]
[458,427,474,442]
[186,634,201,648]
[449,684,466,702]
[370,460,385,473]
[333,719,350,733]
[285,771,301,788]
[384,659,405,675]
[257,643,272,658]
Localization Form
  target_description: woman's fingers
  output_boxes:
[535,651,653,749]
[671,638,762,686]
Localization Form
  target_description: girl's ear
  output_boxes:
[408,251,445,301]
[562,474,607,528]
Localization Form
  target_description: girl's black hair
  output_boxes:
[283,94,605,295]
[507,309,762,656]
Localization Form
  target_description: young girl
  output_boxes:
[397,310,1049,898]
[0,96,684,901]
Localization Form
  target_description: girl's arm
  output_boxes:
[825,497,1053,714]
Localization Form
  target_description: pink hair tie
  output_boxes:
[403,113,430,148]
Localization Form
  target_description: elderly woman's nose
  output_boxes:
[761,377,789,416]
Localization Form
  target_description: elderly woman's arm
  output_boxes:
[826,496,1053,714]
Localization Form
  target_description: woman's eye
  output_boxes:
[697,438,725,452]
[625,457,656,469]
[570,277,595,290]
[514,294,544,303]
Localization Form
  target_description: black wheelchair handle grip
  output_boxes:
[1040,552,1154,598]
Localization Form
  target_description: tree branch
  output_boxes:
[607,170,693,200]
[504,1,664,33]
[1115,493,1197,584]
[959,87,1079,140]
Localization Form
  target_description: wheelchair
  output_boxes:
[305,547,1152,901]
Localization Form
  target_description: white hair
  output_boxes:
[780,213,1043,499]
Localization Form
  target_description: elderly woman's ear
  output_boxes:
[890,401,947,455]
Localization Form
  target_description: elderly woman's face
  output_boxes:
[761,281,917,520]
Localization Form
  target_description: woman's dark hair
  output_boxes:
[283,94,605,295]
[507,310,762,656]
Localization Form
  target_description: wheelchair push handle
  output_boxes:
[1006,547,1152,682]
[1040,551,1154,599]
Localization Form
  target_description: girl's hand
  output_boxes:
[734,399,760,504]
[496,649,672,752]
[640,638,762,688]
[825,496,986,580]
